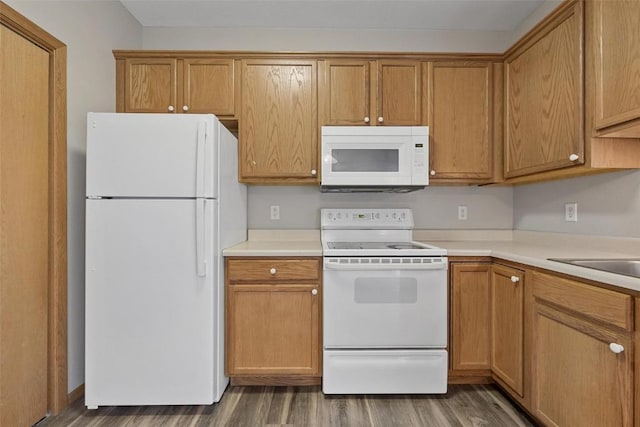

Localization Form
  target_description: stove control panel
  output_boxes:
[321,209,414,229]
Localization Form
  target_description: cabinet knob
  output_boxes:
[609,343,625,354]
[311,169,317,176]
[430,170,436,176]
[378,117,384,123]
[167,105,175,112]
[182,105,189,112]
[364,116,370,123]
[311,289,318,296]
[248,159,257,166]
[510,276,520,283]
[269,268,277,275]
[569,154,579,161]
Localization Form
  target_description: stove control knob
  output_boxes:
[270,268,277,275]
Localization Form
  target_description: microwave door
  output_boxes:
[322,142,412,186]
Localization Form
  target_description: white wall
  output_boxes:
[249,186,513,229]
[513,170,640,238]
[5,0,142,393]
[143,27,512,52]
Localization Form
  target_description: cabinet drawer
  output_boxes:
[532,272,633,331]
[227,258,320,282]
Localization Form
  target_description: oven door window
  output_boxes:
[330,149,399,172]
[354,277,417,303]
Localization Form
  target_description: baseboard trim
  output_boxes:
[231,376,321,386]
[68,384,84,405]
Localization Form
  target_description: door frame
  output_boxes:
[1,2,68,414]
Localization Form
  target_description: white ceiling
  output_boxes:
[120,0,544,32]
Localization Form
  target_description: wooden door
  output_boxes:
[593,0,640,131]
[182,58,237,116]
[377,60,422,125]
[0,25,50,427]
[322,60,371,125]
[429,62,493,180]
[450,263,491,370]
[491,264,524,396]
[532,303,632,426]
[124,58,177,113]
[504,1,583,178]
[227,284,320,375]
[240,60,317,182]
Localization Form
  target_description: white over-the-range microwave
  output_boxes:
[320,126,429,193]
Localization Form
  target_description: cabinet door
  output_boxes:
[532,303,632,426]
[124,58,177,113]
[450,263,491,370]
[491,264,524,396]
[240,60,318,182]
[593,0,640,133]
[322,60,371,125]
[429,62,493,180]
[227,284,320,376]
[504,1,583,178]
[182,58,236,116]
[377,60,422,125]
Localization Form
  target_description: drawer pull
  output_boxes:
[511,276,520,283]
[270,268,277,275]
[609,343,624,354]
[311,289,318,296]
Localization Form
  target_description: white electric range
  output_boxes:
[321,208,448,394]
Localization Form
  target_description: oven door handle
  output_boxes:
[324,262,447,271]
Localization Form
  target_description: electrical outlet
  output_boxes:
[270,205,280,220]
[458,205,468,221]
[565,203,578,222]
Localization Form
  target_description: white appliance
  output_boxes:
[321,209,448,394]
[84,113,247,408]
[320,126,429,192]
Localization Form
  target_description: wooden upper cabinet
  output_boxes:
[182,58,237,116]
[491,264,525,397]
[592,0,640,137]
[240,60,318,183]
[320,59,423,126]
[117,56,237,117]
[504,1,583,178]
[124,58,177,113]
[322,60,370,125]
[377,60,422,125]
[428,62,495,182]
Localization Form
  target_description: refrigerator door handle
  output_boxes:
[195,121,206,198]
[196,199,206,277]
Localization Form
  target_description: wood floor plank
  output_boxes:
[39,385,535,426]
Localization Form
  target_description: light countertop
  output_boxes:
[224,229,640,293]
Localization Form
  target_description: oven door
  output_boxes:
[323,257,447,348]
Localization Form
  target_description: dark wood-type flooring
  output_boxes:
[39,385,535,426]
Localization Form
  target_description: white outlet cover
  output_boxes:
[458,206,468,221]
[565,203,577,222]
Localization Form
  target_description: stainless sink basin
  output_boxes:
[548,258,640,279]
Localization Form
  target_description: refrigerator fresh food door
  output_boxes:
[86,113,217,198]
[85,198,219,406]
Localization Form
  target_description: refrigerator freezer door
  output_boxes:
[85,198,219,406]
[86,113,217,198]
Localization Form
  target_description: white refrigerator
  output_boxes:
[84,113,246,408]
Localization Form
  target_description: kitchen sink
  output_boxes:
[548,258,640,279]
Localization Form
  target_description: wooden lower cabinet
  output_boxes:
[449,262,492,373]
[490,263,525,397]
[532,272,634,426]
[225,257,322,383]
